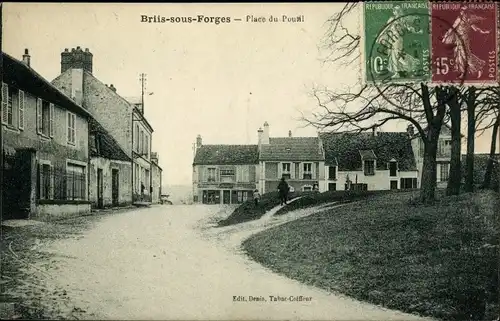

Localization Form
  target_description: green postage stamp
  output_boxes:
[364,1,431,84]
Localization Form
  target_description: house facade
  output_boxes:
[319,129,419,191]
[51,46,162,205]
[127,97,155,203]
[88,118,132,208]
[2,50,91,220]
[408,124,452,187]
[192,135,259,204]
[151,152,163,204]
[258,122,326,193]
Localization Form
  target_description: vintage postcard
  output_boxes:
[1,2,499,321]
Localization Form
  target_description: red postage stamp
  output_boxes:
[431,2,498,84]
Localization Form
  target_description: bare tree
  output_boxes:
[445,86,463,196]
[306,3,452,203]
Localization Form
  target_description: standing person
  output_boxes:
[253,189,261,206]
[277,177,289,206]
[140,182,145,201]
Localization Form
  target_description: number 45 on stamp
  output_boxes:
[431,2,498,84]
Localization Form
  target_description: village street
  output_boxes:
[4,205,433,320]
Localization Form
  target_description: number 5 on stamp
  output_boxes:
[364,1,431,84]
[431,2,499,84]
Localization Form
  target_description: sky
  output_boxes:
[3,3,497,185]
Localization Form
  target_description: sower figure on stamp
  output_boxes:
[442,6,490,79]
[277,176,289,206]
[377,5,423,79]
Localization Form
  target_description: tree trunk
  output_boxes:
[419,85,446,203]
[482,113,499,189]
[465,88,477,192]
[446,87,462,196]
[420,138,439,203]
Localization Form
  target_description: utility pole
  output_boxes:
[140,73,147,113]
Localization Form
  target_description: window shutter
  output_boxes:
[18,90,25,129]
[72,114,76,143]
[2,83,8,125]
[36,99,43,134]
[49,103,55,137]
[50,165,55,199]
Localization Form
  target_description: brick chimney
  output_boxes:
[288,130,292,138]
[257,127,263,150]
[262,121,270,144]
[196,135,202,148]
[22,49,31,67]
[61,46,93,74]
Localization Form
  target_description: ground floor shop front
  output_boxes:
[201,189,255,205]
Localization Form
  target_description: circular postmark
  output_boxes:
[367,10,468,108]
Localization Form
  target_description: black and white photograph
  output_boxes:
[1,2,499,321]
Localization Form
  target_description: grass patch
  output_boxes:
[217,191,303,227]
[243,190,499,321]
[273,190,396,216]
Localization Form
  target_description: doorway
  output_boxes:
[222,190,231,204]
[97,169,104,208]
[112,169,119,206]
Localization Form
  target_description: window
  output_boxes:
[303,163,312,179]
[389,161,398,177]
[207,168,216,182]
[37,99,54,137]
[220,169,235,183]
[282,163,291,179]
[67,111,76,144]
[400,178,418,189]
[39,164,53,200]
[390,180,398,190]
[66,163,86,200]
[139,131,144,154]
[364,160,375,176]
[144,135,149,157]
[328,183,337,191]
[328,166,337,180]
[439,163,450,181]
[135,125,139,152]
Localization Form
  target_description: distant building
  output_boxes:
[408,124,452,186]
[258,122,326,193]
[2,50,92,219]
[150,152,163,204]
[320,128,419,191]
[192,135,259,204]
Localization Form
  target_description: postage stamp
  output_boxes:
[431,2,499,84]
[364,1,431,84]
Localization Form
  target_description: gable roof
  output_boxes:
[193,145,259,165]
[89,117,131,162]
[2,52,91,118]
[319,132,417,171]
[259,137,325,161]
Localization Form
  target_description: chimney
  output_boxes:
[372,126,378,137]
[262,121,270,144]
[407,124,414,136]
[109,84,116,92]
[60,46,93,74]
[288,130,292,138]
[257,127,263,150]
[22,49,31,67]
[196,134,202,148]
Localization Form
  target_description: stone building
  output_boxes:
[2,50,92,219]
